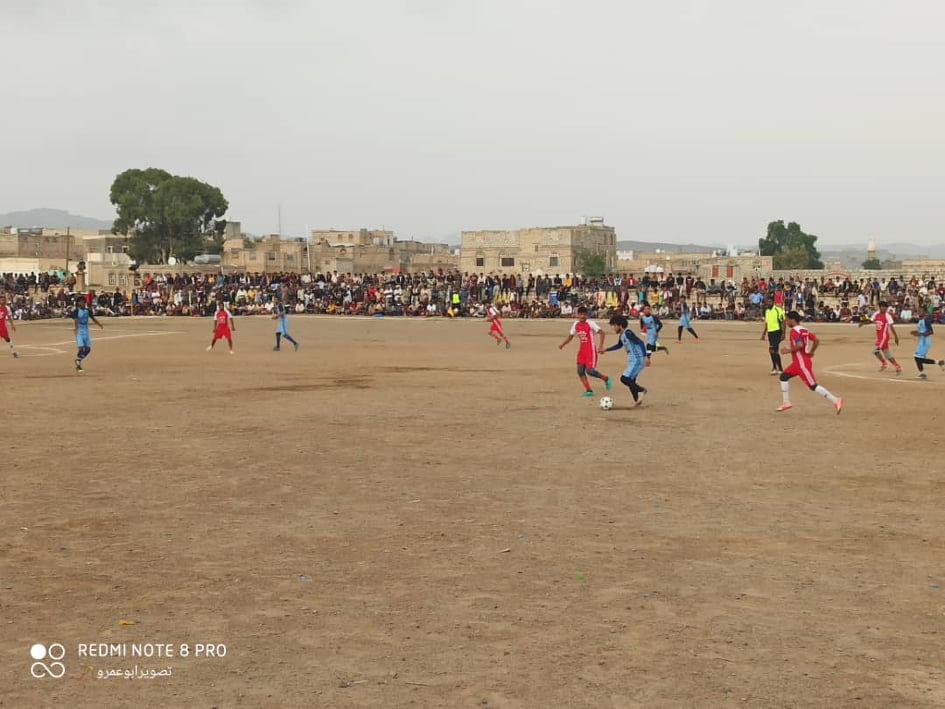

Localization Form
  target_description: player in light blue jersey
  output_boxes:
[640,304,669,355]
[601,314,651,406]
[910,309,944,379]
[675,296,700,343]
[271,295,300,352]
[72,295,104,373]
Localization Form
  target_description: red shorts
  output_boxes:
[489,321,504,336]
[214,326,232,340]
[577,348,599,370]
[784,357,816,388]
[0,325,8,341]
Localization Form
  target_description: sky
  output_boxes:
[2,0,944,247]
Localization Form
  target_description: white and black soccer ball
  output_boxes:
[599,396,614,410]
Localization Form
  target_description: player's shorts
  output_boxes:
[874,336,890,350]
[576,349,599,370]
[0,325,8,341]
[276,319,289,335]
[489,321,505,336]
[76,331,91,349]
[214,326,232,340]
[679,315,691,327]
[623,361,645,379]
[915,341,931,358]
[784,357,817,388]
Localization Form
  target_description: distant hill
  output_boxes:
[0,208,112,230]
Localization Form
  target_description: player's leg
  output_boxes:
[769,332,783,373]
[577,363,593,395]
[883,348,902,373]
[915,355,936,378]
[777,370,796,410]
[687,327,700,341]
[0,328,20,357]
[586,366,611,389]
[872,345,887,368]
[676,325,683,343]
[620,374,639,402]
[274,332,282,350]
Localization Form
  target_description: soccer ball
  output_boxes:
[599,396,614,410]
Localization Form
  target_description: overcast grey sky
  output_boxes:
[2,0,944,246]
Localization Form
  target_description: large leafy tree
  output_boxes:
[575,249,610,277]
[110,168,228,263]
[758,220,823,270]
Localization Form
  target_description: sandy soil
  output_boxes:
[2,314,945,708]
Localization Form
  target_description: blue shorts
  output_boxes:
[679,315,691,327]
[916,341,931,358]
[276,319,289,335]
[76,331,91,349]
[623,361,645,379]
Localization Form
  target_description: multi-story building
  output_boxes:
[459,221,617,275]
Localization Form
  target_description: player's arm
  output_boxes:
[596,329,606,352]
[889,321,899,344]
[558,334,573,350]
[90,314,104,329]
[7,308,15,332]
[635,338,652,365]
[807,333,820,357]
[603,335,623,353]
[229,312,236,331]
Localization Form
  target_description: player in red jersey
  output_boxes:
[777,311,842,414]
[857,300,902,373]
[206,301,235,354]
[486,302,511,349]
[558,306,611,397]
[0,294,18,359]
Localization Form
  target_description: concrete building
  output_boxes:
[310,228,394,247]
[617,248,773,284]
[222,235,307,273]
[459,221,617,275]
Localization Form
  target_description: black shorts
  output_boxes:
[767,331,783,350]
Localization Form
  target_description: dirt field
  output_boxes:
[3,313,945,708]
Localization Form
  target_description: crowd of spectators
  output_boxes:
[3,269,945,324]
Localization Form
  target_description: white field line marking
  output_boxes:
[824,361,926,384]
[13,345,68,357]
[30,331,185,350]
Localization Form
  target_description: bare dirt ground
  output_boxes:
[3,314,945,708]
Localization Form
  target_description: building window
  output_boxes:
[249,252,257,260]
[475,256,485,267]
[286,254,294,263]
[268,252,277,261]
[549,254,559,268]
[501,257,514,267]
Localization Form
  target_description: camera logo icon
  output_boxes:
[30,643,66,679]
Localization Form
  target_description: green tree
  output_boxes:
[758,220,823,269]
[575,249,609,277]
[110,168,228,264]
[862,257,882,270]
